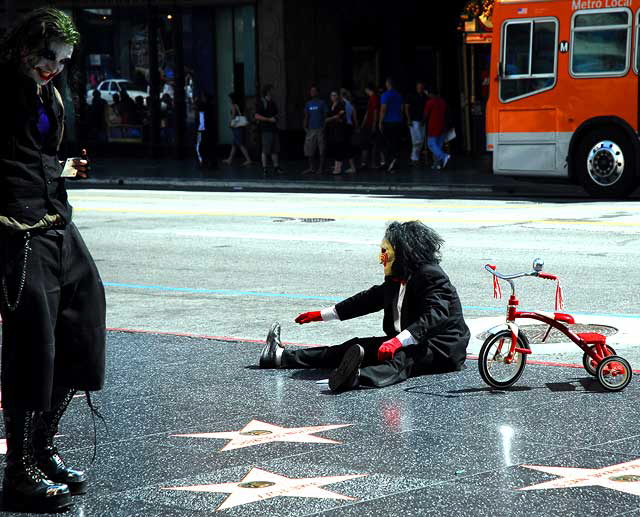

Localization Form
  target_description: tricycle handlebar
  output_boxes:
[485,264,558,282]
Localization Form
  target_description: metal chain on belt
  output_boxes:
[1,232,32,312]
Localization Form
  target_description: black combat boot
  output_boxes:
[3,410,72,512]
[33,388,87,496]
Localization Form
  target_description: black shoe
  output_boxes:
[36,452,86,496]
[3,411,72,512]
[34,389,87,496]
[262,166,270,177]
[329,344,364,392]
[387,159,397,174]
[274,166,285,175]
[259,322,284,368]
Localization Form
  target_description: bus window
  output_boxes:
[500,19,557,102]
[571,9,631,77]
[637,10,640,72]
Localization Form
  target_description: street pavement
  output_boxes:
[1,189,639,516]
[72,189,640,363]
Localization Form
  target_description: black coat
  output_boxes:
[0,65,72,227]
[335,263,470,369]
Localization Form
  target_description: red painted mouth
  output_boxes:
[36,68,55,81]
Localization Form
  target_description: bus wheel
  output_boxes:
[576,127,637,198]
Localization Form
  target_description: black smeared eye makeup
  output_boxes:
[37,48,71,65]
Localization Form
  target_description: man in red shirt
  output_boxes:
[423,88,450,169]
[359,83,381,169]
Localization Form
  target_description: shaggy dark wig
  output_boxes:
[0,8,80,65]
[384,221,444,277]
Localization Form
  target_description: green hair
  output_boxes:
[0,8,80,64]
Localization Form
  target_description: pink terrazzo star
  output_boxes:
[520,458,640,496]
[164,467,366,511]
[172,419,352,451]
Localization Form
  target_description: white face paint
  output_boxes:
[20,40,73,86]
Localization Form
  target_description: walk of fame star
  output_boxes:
[519,458,640,496]
[163,467,366,511]
[172,419,352,451]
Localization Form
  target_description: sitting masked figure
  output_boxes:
[259,221,470,392]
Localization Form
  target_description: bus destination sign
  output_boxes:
[573,0,632,9]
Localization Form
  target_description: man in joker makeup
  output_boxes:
[0,8,106,512]
[259,221,470,392]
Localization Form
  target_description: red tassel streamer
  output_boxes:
[555,280,564,311]
[488,265,502,300]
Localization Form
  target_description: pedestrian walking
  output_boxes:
[359,83,381,169]
[340,88,359,174]
[325,91,348,175]
[223,92,253,166]
[379,78,404,173]
[255,84,283,176]
[424,87,451,170]
[302,84,328,175]
[0,8,106,512]
[405,80,428,166]
[194,94,211,168]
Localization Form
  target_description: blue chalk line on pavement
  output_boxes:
[103,282,640,320]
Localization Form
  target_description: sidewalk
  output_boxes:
[71,155,597,198]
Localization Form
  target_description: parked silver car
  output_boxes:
[86,79,148,105]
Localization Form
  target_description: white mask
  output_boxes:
[20,39,73,86]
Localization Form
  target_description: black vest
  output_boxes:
[0,66,72,227]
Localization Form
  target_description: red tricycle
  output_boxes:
[479,259,633,392]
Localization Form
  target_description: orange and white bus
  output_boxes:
[486,0,640,196]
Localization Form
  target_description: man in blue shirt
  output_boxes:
[303,85,328,174]
[379,78,404,173]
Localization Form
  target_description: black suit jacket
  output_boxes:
[335,263,470,368]
[0,65,71,227]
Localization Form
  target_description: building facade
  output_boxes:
[1,0,474,160]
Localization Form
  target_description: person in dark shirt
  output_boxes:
[259,221,470,392]
[89,89,107,141]
[325,91,348,175]
[0,8,106,512]
[404,81,428,166]
[254,84,283,175]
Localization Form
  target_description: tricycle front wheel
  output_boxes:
[596,355,633,392]
[479,330,529,389]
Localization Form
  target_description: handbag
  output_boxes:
[230,106,249,128]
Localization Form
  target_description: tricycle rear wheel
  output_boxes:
[582,344,616,376]
[596,355,632,392]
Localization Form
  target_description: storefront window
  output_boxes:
[74,5,256,156]
[216,6,257,145]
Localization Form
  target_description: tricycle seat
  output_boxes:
[577,332,607,346]
[554,313,575,325]
[533,311,576,325]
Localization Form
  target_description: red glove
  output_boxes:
[295,311,323,324]
[377,337,403,362]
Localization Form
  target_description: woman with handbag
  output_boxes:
[223,92,252,166]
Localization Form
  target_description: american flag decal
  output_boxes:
[518,7,528,14]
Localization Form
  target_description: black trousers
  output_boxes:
[382,122,403,164]
[282,336,442,388]
[0,223,106,411]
